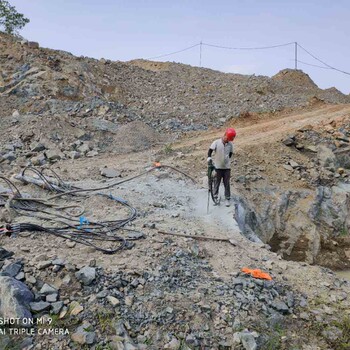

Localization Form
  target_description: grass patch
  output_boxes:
[332,316,350,349]
[163,143,174,155]
[96,308,116,334]
[263,324,286,350]
[310,315,350,349]
[339,226,348,237]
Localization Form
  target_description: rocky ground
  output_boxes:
[1,165,350,350]
[0,33,350,349]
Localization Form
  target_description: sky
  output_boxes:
[8,0,350,94]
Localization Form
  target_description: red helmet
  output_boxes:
[225,128,236,141]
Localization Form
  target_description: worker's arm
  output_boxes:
[207,149,213,163]
[229,144,234,158]
[208,141,216,162]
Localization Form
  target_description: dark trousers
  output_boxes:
[213,169,231,200]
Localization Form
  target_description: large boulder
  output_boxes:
[0,276,34,325]
[317,145,337,170]
[75,266,96,286]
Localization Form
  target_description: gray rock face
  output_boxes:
[317,145,337,170]
[39,283,58,295]
[71,323,96,345]
[75,266,96,285]
[234,179,350,267]
[1,262,22,277]
[283,137,296,146]
[37,260,52,269]
[271,300,290,314]
[233,194,266,243]
[29,301,51,313]
[31,153,46,166]
[91,118,119,132]
[15,272,25,281]
[68,151,80,159]
[52,258,65,266]
[30,142,46,152]
[234,331,257,350]
[77,143,91,154]
[100,167,121,178]
[51,301,63,314]
[304,145,318,153]
[2,152,16,162]
[45,149,63,161]
[311,184,350,232]
[46,293,58,303]
[0,276,34,324]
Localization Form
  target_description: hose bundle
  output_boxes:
[0,169,140,254]
[0,164,195,254]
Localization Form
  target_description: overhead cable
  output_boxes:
[202,41,295,50]
[297,60,333,69]
[147,43,200,60]
[144,41,349,76]
[297,43,350,76]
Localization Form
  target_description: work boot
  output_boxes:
[225,199,230,207]
[213,196,220,206]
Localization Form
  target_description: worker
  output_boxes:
[207,128,236,207]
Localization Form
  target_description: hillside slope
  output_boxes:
[0,33,350,350]
[1,32,350,134]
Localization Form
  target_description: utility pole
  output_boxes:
[295,42,298,70]
[200,41,202,67]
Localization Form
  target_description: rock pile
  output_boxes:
[1,32,350,145]
[1,242,350,349]
[0,112,164,170]
[282,114,350,186]
[0,246,337,349]
[1,32,350,177]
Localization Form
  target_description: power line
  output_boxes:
[297,60,333,70]
[202,41,295,50]
[146,43,200,60]
[297,43,350,76]
[144,41,350,78]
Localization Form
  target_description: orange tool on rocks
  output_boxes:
[241,267,272,280]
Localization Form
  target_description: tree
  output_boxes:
[0,0,29,35]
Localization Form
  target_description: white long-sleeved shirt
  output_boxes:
[209,138,233,169]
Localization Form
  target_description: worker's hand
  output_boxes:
[207,157,212,163]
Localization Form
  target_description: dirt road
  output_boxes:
[174,103,350,152]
